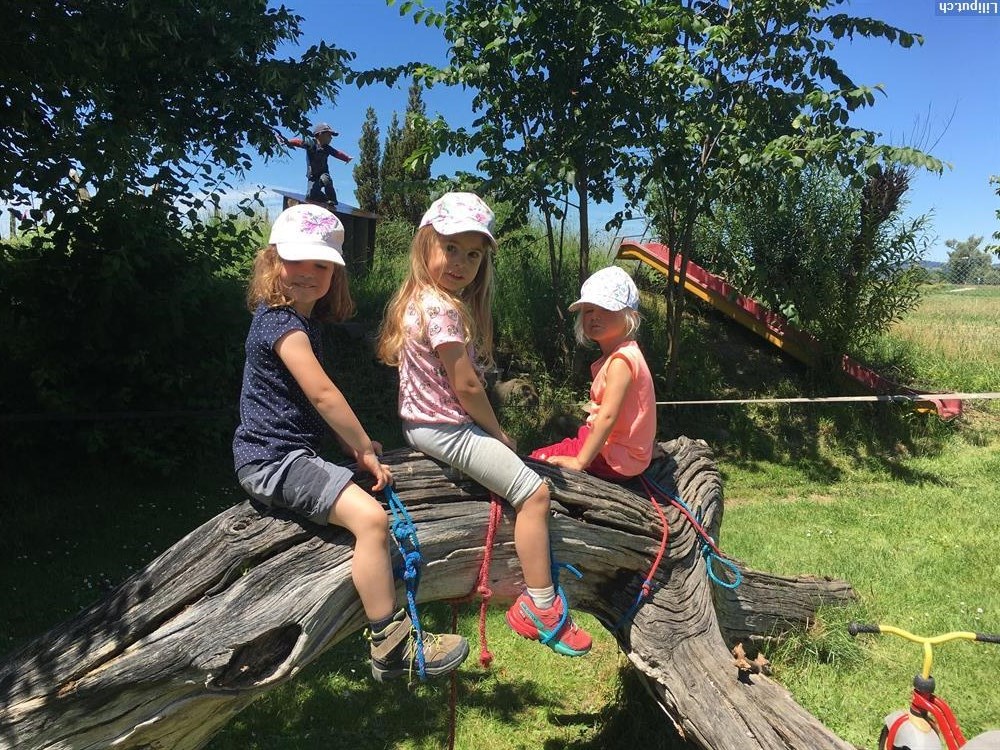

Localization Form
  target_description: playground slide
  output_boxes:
[616,240,963,420]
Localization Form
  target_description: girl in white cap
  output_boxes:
[377,192,592,657]
[531,266,656,481]
[233,203,469,681]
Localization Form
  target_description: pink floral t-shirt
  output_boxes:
[398,289,477,425]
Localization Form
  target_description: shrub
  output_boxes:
[0,196,258,469]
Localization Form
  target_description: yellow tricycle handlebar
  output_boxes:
[848,622,1000,679]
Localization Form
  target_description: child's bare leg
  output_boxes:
[326,483,396,621]
[508,480,592,656]
[329,483,470,680]
[514,482,553,589]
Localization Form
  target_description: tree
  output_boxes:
[614,1,943,387]
[399,80,433,225]
[0,1,352,463]
[944,235,993,284]
[695,165,932,360]
[380,112,405,219]
[987,175,1000,260]
[382,0,640,291]
[376,81,433,223]
[353,107,382,213]
[0,0,352,230]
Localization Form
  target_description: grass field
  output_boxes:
[2,282,998,750]
[886,284,1000,393]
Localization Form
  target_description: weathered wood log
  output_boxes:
[0,437,856,750]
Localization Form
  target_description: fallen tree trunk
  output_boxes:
[0,437,856,750]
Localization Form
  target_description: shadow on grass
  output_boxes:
[208,636,562,750]
[209,647,694,750]
[545,666,693,750]
[658,305,961,489]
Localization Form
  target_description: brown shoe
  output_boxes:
[370,609,470,682]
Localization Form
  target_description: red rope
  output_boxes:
[642,475,721,554]
[637,480,669,601]
[447,493,504,750]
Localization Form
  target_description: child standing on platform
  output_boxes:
[233,203,469,681]
[280,122,352,206]
[532,266,656,481]
[376,192,592,657]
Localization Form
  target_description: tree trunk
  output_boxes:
[0,437,856,750]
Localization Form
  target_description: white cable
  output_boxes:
[655,392,1000,406]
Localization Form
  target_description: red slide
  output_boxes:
[617,240,962,420]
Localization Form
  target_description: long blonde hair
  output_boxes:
[246,244,355,323]
[377,225,494,367]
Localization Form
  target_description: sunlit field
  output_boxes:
[889,284,1000,394]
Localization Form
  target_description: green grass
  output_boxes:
[880,284,1000,393]
[0,454,246,656]
[720,430,1000,747]
[206,608,672,750]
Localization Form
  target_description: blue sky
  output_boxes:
[244,0,1000,262]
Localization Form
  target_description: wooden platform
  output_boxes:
[271,189,377,274]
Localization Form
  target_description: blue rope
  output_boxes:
[642,473,742,590]
[530,559,582,646]
[384,485,427,679]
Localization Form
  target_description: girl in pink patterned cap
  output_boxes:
[531,266,657,481]
[377,192,593,658]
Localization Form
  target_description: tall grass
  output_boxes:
[873,284,1000,395]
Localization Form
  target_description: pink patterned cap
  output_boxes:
[419,192,496,248]
[269,204,345,265]
[569,266,639,312]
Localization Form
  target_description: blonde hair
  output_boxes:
[377,225,495,367]
[246,244,355,323]
[573,307,641,345]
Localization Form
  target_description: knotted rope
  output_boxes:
[384,485,428,679]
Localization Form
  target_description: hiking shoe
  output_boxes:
[370,609,470,682]
[505,592,592,657]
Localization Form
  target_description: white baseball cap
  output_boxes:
[269,204,345,266]
[419,192,497,248]
[568,266,639,312]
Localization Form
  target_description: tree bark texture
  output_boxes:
[0,437,857,750]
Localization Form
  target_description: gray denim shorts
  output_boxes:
[403,422,542,507]
[237,449,354,526]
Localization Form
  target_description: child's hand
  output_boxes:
[358,449,393,491]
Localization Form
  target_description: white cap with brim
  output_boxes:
[568,266,639,312]
[269,204,346,266]
[419,191,497,249]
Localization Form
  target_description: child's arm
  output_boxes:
[324,145,353,163]
[436,341,516,451]
[333,432,383,458]
[275,330,391,490]
[548,357,633,472]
